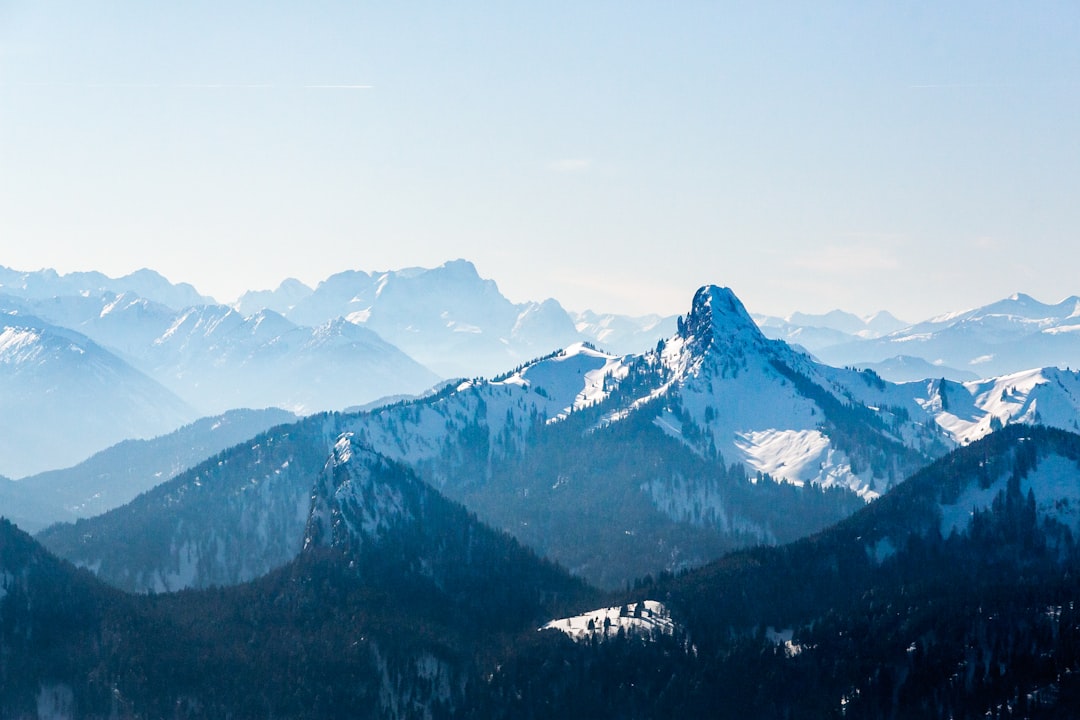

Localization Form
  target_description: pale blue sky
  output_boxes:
[2,2,1078,320]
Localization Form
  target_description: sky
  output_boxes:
[2,2,1079,322]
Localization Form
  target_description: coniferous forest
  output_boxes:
[4,425,1080,717]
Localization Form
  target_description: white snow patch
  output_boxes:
[333,433,355,465]
[541,600,676,641]
[765,627,804,657]
[0,327,43,364]
[734,429,877,499]
[345,308,372,323]
[1042,324,1080,335]
[493,342,625,423]
[927,368,1080,446]
[940,454,1080,536]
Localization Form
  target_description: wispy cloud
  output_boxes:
[548,158,593,173]
[792,244,900,274]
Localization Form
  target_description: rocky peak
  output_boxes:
[679,285,770,355]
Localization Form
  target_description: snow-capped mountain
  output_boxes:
[318,287,952,583]
[0,264,213,309]
[39,283,1080,591]
[754,308,908,354]
[815,292,1080,379]
[572,309,677,355]
[232,277,314,315]
[37,284,948,590]
[144,307,440,414]
[17,291,441,414]
[0,407,296,532]
[278,259,582,378]
[0,312,194,478]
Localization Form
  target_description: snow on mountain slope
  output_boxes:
[232,277,314,315]
[753,308,908,355]
[935,452,1080,537]
[277,260,584,378]
[0,313,195,478]
[340,286,941,509]
[818,362,1080,452]
[342,343,628,479]
[816,292,1080,378]
[926,368,1080,444]
[499,343,627,420]
[18,292,440,414]
[0,264,212,309]
[572,310,677,355]
[304,435,417,551]
[541,600,677,642]
[845,425,1080,549]
[611,286,939,499]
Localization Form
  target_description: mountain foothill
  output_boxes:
[4,261,1080,716]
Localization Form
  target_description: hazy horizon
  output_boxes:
[3,2,1078,320]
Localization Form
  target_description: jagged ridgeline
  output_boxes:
[470,425,1080,718]
[40,285,954,591]
[2,442,596,718]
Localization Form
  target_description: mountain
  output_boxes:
[0,311,195,478]
[787,308,908,337]
[14,426,1080,717]
[42,284,1080,592]
[140,307,440,414]
[854,354,978,383]
[37,413,340,592]
[0,438,595,718]
[325,287,952,585]
[18,292,441,415]
[571,309,677,355]
[232,276,314,315]
[473,425,1080,717]
[817,292,1080,378]
[0,407,296,533]
[0,264,213,309]
[755,308,909,355]
[302,434,592,626]
[281,260,583,378]
[41,285,947,591]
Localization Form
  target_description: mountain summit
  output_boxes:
[680,285,769,354]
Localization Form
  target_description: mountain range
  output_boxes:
[762,292,1080,382]
[6,408,1080,716]
[9,261,1080,715]
[0,260,679,477]
[34,283,1080,596]
[0,310,194,478]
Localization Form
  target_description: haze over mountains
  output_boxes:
[4,257,1080,483]
[7,260,1080,715]
[31,283,1080,595]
